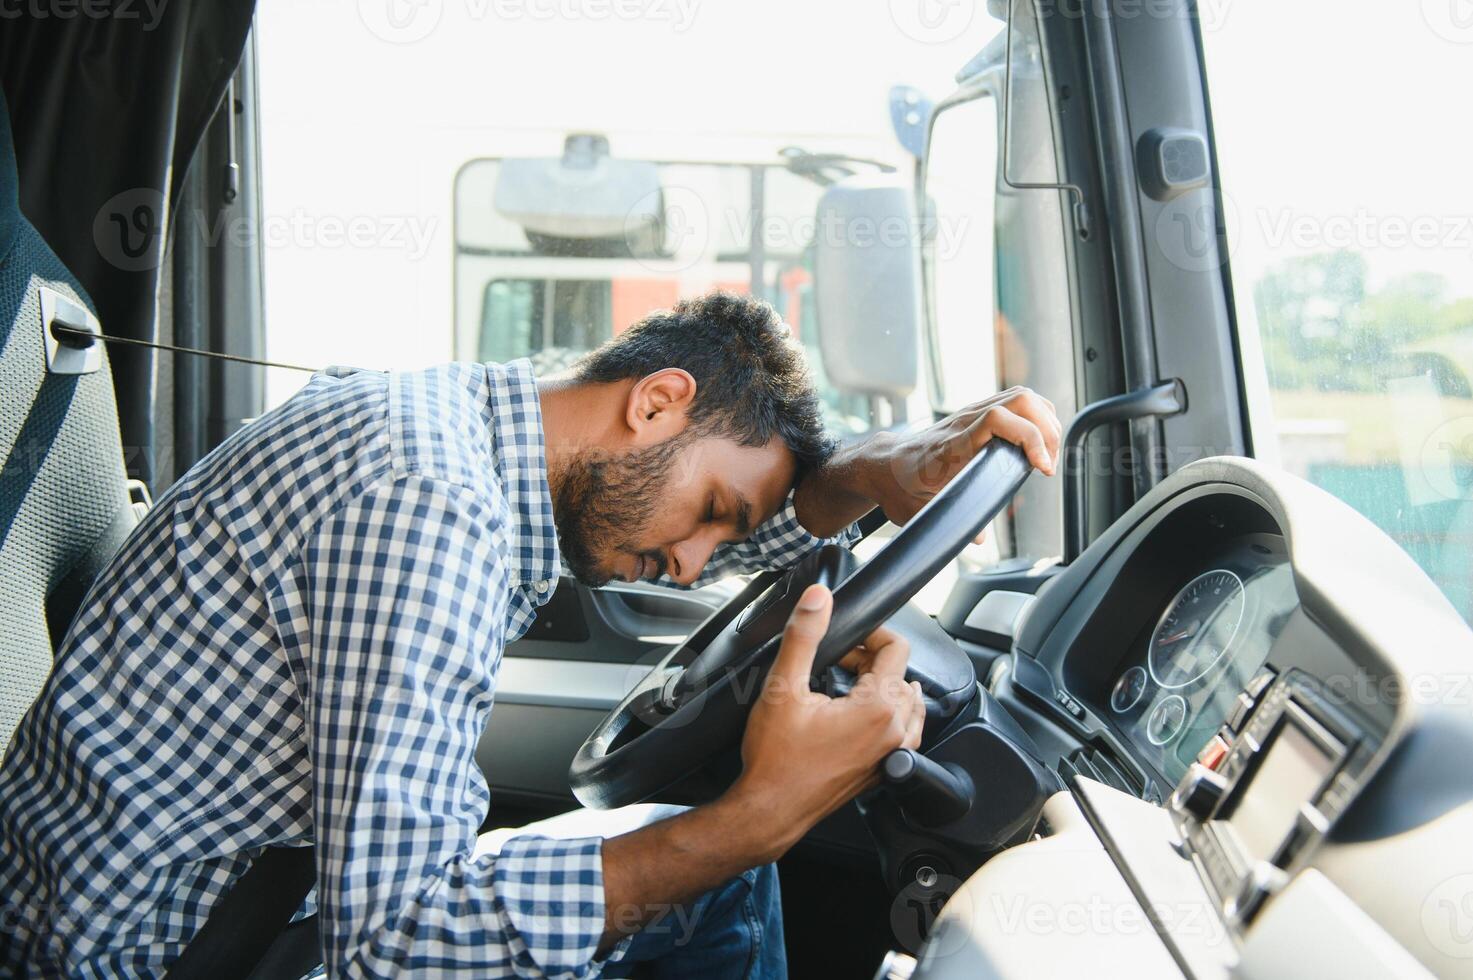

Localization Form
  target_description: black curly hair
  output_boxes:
[573,291,836,475]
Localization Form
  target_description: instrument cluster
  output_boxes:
[1105,544,1298,782]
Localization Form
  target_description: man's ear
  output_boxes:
[626,368,697,444]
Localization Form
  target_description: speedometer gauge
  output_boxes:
[1148,569,1246,690]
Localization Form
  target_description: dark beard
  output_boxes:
[552,434,689,587]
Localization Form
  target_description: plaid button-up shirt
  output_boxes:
[0,360,853,978]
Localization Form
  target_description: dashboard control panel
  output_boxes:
[989,463,1467,978]
[1168,668,1375,932]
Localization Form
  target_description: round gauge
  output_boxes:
[1110,665,1149,713]
[1147,569,1247,690]
[1146,694,1188,746]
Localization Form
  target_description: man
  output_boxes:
[0,292,1059,977]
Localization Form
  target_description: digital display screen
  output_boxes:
[1224,718,1335,862]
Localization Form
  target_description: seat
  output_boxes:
[0,91,137,753]
[0,96,317,977]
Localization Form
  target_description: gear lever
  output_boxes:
[882,748,973,827]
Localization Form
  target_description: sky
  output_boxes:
[1202,0,1473,293]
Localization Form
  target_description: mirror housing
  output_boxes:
[494,134,663,252]
[812,175,922,400]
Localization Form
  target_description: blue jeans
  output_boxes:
[603,862,786,980]
[476,805,786,980]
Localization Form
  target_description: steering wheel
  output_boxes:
[569,441,1034,809]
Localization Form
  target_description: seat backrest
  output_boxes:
[0,92,136,753]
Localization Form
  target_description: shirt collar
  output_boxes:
[482,359,560,591]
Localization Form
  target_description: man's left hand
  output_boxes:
[794,386,1062,537]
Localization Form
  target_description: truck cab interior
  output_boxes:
[4,1,1473,978]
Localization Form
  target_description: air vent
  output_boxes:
[1058,744,1160,803]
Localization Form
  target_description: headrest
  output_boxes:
[0,90,18,259]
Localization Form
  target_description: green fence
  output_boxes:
[1308,463,1473,623]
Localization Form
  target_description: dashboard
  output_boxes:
[903,456,1473,979]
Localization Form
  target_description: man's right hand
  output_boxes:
[597,583,922,949]
[727,583,925,854]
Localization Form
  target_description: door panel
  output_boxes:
[505,576,730,663]
[478,703,611,803]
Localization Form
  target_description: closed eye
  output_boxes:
[734,498,752,537]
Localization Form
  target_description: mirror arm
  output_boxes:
[1061,379,1187,563]
[1000,0,1091,240]
[748,166,768,301]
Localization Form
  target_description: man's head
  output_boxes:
[549,291,834,588]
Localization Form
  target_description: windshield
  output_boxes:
[1202,2,1473,623]
[255,3,1000,429]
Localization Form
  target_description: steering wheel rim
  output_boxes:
[569,441,1034,810]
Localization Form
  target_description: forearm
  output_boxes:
[598,783,803,951]
[792,433,891,537]
[795,385,1061,537]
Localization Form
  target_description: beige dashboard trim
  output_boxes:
[1235,869,1434,980]
[913,792,1186,979]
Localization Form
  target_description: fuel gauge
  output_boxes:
[1110,665,1149,713]
[1146,694,1188,746]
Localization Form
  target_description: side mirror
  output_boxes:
[494,134,664,254]
[811,175,921,401]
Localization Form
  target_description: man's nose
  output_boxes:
[667,536,719,587]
